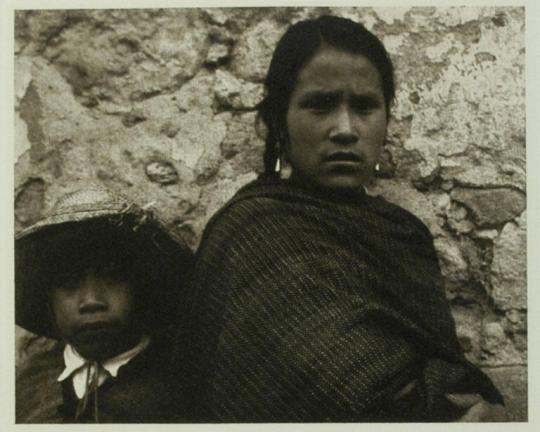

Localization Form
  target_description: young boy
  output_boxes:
[15,187,194,423]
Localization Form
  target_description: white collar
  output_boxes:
[57,335,151,399]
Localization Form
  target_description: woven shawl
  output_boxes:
[184,177,502,422]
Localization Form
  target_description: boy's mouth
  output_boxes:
[74,321,115,339]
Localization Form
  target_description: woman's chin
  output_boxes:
[314,173,368,193]
[291,170,369,192]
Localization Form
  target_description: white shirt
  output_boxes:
[57,335,151,399]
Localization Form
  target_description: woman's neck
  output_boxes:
[287,172,367,202]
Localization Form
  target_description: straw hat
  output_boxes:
[15,186,194,338]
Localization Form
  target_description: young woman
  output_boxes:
[182,15,505,422]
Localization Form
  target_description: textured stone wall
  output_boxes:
[14,7,526,420]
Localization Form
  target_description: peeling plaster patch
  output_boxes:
[492,12,507,27]
[160,121,180,138]
[174,71,216,113]
[201,172,257,226]
[18,82,46,156]
[206,43,230,65]
[475,52,497,63]
[404,136,468,179]
[439,158,462,168]
[15,38,24,54]
[475,229,499,240]
[434,236,468,283]
[15,178,46,227]
[491,212,526,310]
[451,187,525,227]
[145,160,178,185]
[205,8,229,25]
[382,34,404,54]
[436,7,484,27]
[215,70,264,110]
[172,111,227,169]
[327,8,378,31]
[408,49,524,159]
[372,7,408,24]
[475,11,524,71]
[15,113,32,161]
[425,35,463,62]
[121,109,147,127]
[441,157,524,189]
[231,19,284,82]
[15,57,33,107]
[403,137,440,179]
[369,179,444,237]
[354,11,377,31]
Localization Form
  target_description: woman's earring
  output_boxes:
[275,157,281,174]
[375,163,381,172]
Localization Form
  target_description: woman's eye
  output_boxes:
[301,95,336,112]
[352,105,373,114]
[351,98,381,114]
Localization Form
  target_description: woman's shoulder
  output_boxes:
[365,192,434,239]
[202,178,286,231]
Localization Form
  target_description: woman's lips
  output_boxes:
[323,152,361,163]
[323,152,363,169]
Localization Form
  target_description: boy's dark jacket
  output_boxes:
[16,330,183,423]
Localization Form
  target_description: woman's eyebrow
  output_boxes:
[297,90,340,103]
[298,89,383,102]
[350,93,383,104]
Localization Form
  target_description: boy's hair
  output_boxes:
[37,219,182,335]
[16,186,194,338]
[42,221,150,288]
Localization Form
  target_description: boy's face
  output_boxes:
[50,271,141,361]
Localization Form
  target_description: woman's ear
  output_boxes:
[277,131,294,179]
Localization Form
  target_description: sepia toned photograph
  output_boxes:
[12,4,526,424]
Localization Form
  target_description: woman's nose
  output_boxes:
[78,278,107,313]
[329,106,358,145]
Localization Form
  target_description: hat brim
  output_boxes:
[15,211,194,338]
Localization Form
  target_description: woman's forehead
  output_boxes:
[294,47,383,95]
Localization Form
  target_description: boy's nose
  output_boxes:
[329,107,358,145]
[78,280,107,314]
[79,298,107,313]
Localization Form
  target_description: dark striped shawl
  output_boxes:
[183,177,502,422]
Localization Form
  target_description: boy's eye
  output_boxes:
[51,273,81,292]
[100,263,126,282]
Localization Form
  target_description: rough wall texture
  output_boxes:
[14,7,526,421]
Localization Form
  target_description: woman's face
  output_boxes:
[285,46,388,191]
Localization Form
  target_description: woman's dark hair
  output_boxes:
[257,15,395,176]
